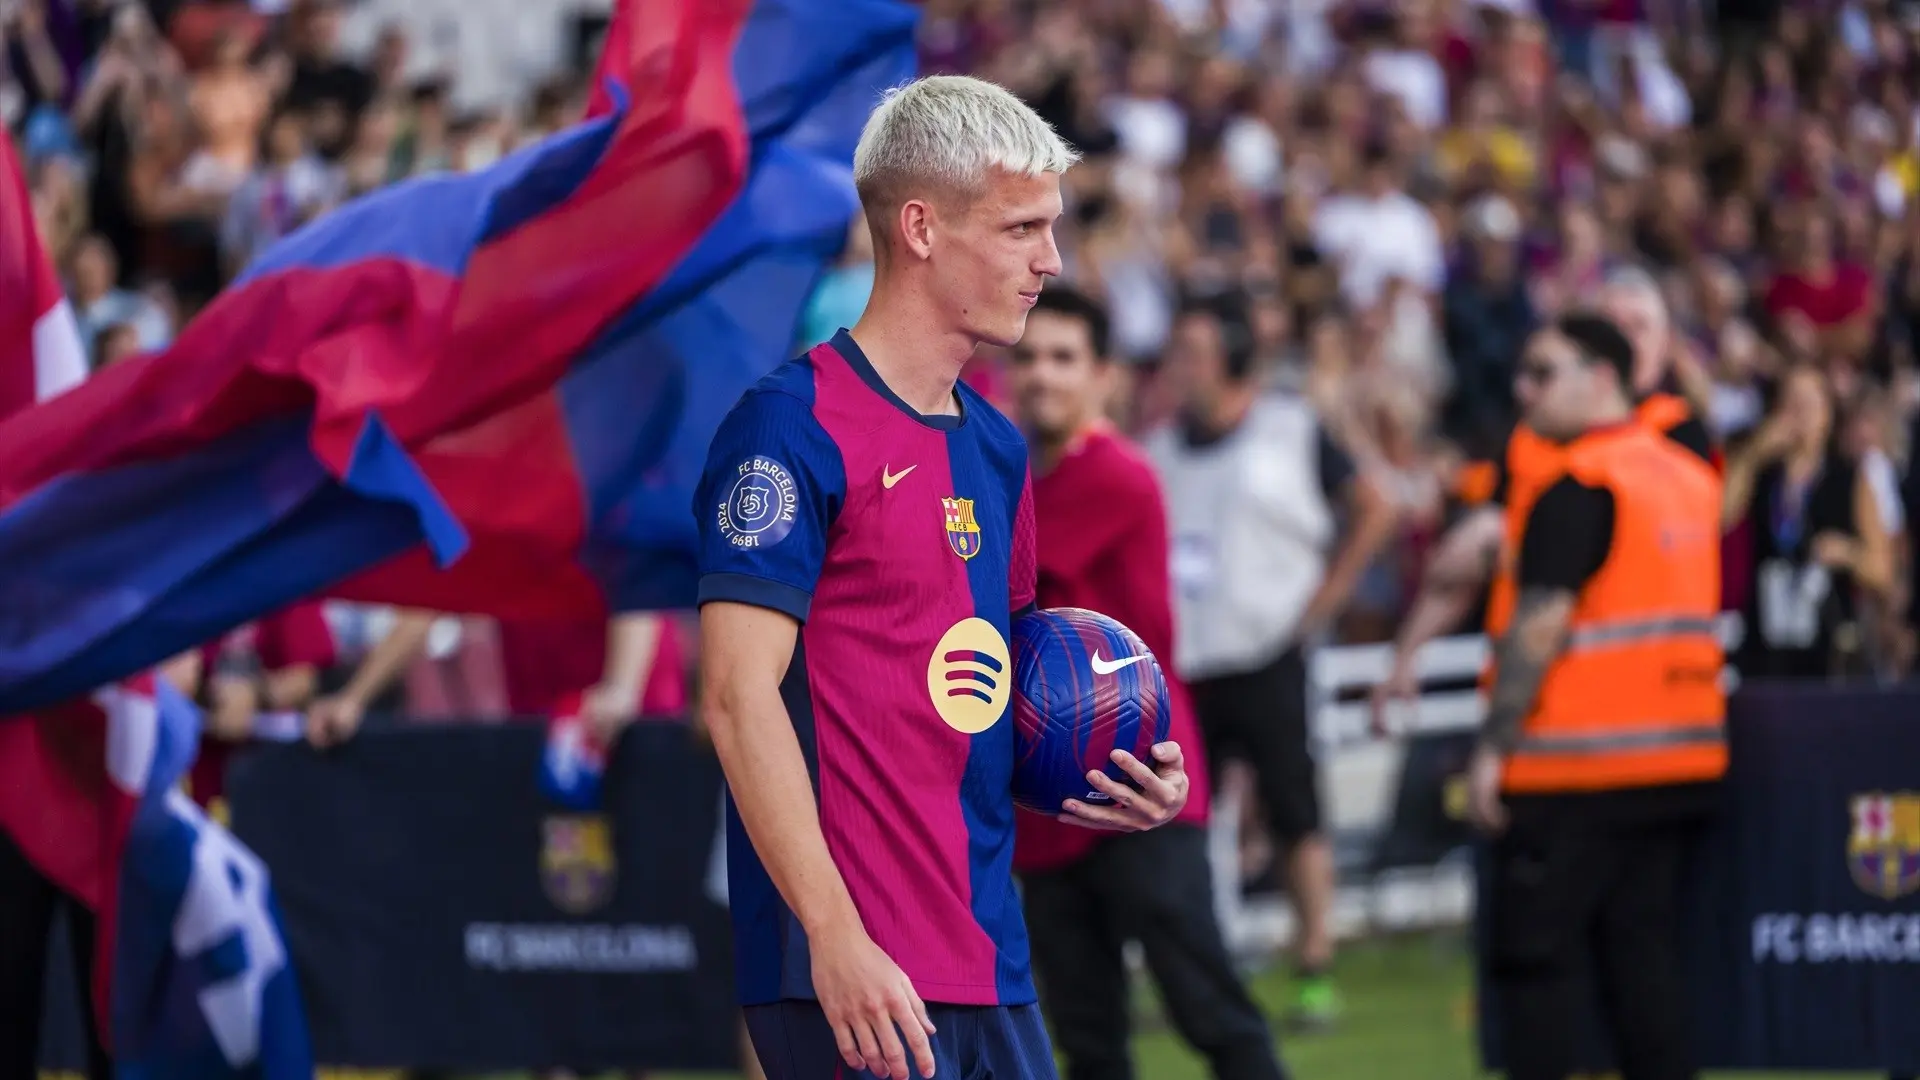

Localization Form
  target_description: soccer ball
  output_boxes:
[1010,607,1171,815]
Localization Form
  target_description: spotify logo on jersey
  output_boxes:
[926,618,1012,734]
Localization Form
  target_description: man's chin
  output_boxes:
[974,312,1029,350]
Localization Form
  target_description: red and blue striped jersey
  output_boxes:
[695,329,1039,1006]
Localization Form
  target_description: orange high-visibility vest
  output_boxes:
[1484,393,1695,642]
[1500,424,1727,794]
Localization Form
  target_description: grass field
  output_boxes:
[638,932,1869,1080]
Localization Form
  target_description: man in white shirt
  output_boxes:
[1310,143,1445,312]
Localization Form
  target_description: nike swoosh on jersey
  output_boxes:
[1090,652,1147,675]
[881,464,916,489]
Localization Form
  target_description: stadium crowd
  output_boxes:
[6,0,1920,1073]
[14,0,1920,688]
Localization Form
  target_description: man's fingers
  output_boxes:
[1058,799,1134,831]
[910,989,937,1035]
[872,1006,911,1079]
[831,1020,864,1071]
[1084,768,1141,808]
[851,1017,884,1075]
[1108,749,1167,794]
[896,992,937,1078]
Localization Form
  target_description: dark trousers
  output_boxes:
[0,831,110,1080]
[1489,789,1707,1080]
[1022,824,1286,1080]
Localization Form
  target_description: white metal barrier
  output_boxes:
[1209,635,1486,957]
[1209,615,1745,958]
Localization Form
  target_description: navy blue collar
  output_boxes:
[831,329,966,431]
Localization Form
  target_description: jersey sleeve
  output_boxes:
[693,390,846,623]
[1662,415,1715,465]
[1517,476,1616,592]
[1010,468,1037,616]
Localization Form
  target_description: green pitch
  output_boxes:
[644,932,1867,1080]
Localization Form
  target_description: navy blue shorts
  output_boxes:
[745,999,1055,1080]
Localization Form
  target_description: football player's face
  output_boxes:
[1010,309,1108,441]
[932,169,1064,349]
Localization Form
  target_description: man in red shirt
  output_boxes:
[1009,286,1286,1080]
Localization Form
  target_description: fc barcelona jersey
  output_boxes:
[694,329,1039,1006]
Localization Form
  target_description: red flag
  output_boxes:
[0,134,86,421]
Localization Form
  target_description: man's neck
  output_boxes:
[1584,402,1635,433]
[1186,387,1255,443]
[1031,419,1101,475]
[850,286,976,416]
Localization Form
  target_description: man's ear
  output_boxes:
[899,198,936,260]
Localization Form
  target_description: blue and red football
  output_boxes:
[1010,607,1171,815]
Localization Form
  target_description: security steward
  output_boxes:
[1374,269,1714,727]
[1467,312,1725,1080]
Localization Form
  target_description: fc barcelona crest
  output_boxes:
[942,497,983,560]
[1848,792,1920,900]
[541,814,617,915]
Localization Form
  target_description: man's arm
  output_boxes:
[701,601,935,1077]
[1297,429,1402,638]
[1394,504,1504,651]
[700,601,860,940]
[600,613,664,704]
[1370,504,1507,731]
[1479,587,1577,753]
[1467,475,1613,829]
[307,610,436,748]
[691,390,933,1078]
[580,612,665,740]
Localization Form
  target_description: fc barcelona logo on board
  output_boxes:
[1848,792,1920,901]
[942,497,983,560]
[541,814,617,915]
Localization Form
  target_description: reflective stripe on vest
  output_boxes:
[1513,722,1725,755]
[1564,615,1720,652]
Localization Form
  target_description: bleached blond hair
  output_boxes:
[853,75,1079,216]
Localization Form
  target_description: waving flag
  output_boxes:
[0,676,311,1078]
[336,0,922,615]
[0,0,752,712]
[0,132,86,421]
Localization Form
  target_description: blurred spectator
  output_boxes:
[187,600,337,813]
[188,27,271,188]
[1444,194,1538,447]
[1312,140,1444,313]
[1764,211,1879,367]
[797,218,875,351]
[1148,296,1399,1026]
[282,0,372,160]
[390,78,452,178]
[2,1,69,119]
[220,105,343,272]
[68,232,170,354]
[90,319,142,370]
[1723,366,1895,680]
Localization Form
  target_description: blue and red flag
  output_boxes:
[331,0,922,615]
[0,0,754,1072]
[0,0,753,712]
[0,675,311,1079]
